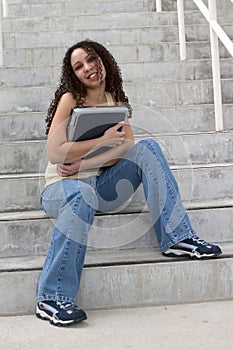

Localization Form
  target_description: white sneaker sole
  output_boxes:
[36,306,87,327]
[163,248,221,259]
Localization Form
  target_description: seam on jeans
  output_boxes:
[56,237,71,294]
[139,140,195,250]
[145,140,193,231]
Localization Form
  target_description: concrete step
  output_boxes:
[1,59,233,87]
[7,0,158,17]
[115,79,233,108]
[3,23,233,51]
[1,79,233,113]
[1,132,233,174]
[163,0,233,11]
[0,204,233,258]
[0,112,46,141]
[6,0,233,17]
[2,41,232,69]
[133,104,233,134]
[1,301,233,350]
[0,242,232,315]
[0,163,233,212]
[1,105,232,141]
[3,10,233,34]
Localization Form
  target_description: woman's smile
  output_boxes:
[87,72,98,80]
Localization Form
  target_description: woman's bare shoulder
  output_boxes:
[48,92,77,137]
[54,92,77,120]
[59,92,77,107]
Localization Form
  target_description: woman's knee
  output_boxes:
[138,138,162,154]
[63,180,98,209]
[42,180,97,217]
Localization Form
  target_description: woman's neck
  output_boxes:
[84,87,107,106]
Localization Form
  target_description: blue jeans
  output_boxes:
[37,139,195,303]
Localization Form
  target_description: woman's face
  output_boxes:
[70,48,106,88]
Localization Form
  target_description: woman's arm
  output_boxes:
[47,92,132,164]
[47,92,107,164]
[57,121,134,176]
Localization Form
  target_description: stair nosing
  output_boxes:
[1,161,233,180]
[1,198,233,222]
[0,242,233,273]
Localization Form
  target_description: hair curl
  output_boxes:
[45,39,132,134]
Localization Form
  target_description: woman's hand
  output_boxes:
[100,122,126,148]
[57,160,83,177]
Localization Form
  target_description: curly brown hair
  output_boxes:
[45,39,132,134]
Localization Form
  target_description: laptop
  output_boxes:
[66,105,128,158]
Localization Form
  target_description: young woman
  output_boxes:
[36,40,222,327]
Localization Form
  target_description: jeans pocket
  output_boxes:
[44,236,55,272]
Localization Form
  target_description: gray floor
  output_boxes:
[1,300,233,350]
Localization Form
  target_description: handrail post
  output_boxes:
[156,0,162,12]
[208,0,223,131]
[3,0,9,18]
[0,3,3,66]
[0,0,9,67]
[177,0,187,60]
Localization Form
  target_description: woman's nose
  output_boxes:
[83,62,90,72]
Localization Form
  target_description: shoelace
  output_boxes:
[192,235,209,246]
[57,301,78,311]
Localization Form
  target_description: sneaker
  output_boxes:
[36,300,87,327]
[163,235,222,259]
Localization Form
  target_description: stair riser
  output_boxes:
[0,141,47,175]
[2,60,233,87]
[1,257,233,316]
[3,25,233,51]
[1,132,233,174]
[6,0,233,17]
[1,105,233,141]
[3,10,233,34]
[1,80,233,113]
[7,0,157,18]
[78,258,233,310]
[3,43,232,69]
[0,207,232,258]
[0,113,46,141]
[133,105,233,134]
[128,80,233,108]
[164,0,233,11]
[0,165,232,212]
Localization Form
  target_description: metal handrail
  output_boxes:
[2,0,8,17]
[0,0,9,66]
[156,0,162,12]
[177,0,233,132]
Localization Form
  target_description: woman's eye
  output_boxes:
[74,65,82,71]
[87,55,95,63]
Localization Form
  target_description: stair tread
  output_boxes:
[1,196,233,223]
[0,242,232,272]
[1,129,233,140]
[1,162,233,181]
